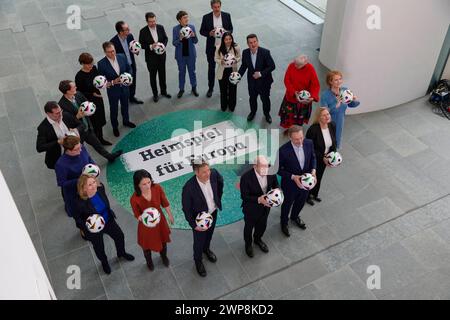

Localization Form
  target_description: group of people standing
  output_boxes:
[34,0,361,277]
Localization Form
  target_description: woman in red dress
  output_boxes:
[130,170,174,271]
[279,55,320,129]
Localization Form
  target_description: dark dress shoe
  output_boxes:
[281,225,290,237]
[177,90,184,98]
[306,197,315,206]
[204,248,217,263]
[119,253,135,261]
[247,112,256,121]
[153,96,159,103]
[292,217,307,230]
[102,261,111,274]
[99,138,113,146]
[130,97,144,104]
[107,150,123,163]
[161,255,170,267]
[191,87,199,97]
[123,122,136,128]
[195,261,207,277]
[113,128,120,137]
[206,89,213,98]
[265,115,272,124]
[313,196,322,202]
[254,239,269,253]
[245,245,254,258]
[161,93,172,99]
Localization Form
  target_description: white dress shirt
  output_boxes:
[322,127,333,155]
[107,56,120,76]
[46,115,71,153]
[213,13,223,46]
[250,49,258,69]
[149,26,158,45]
[291,142,305,169]
[254,169,268,194]
[196,177,217,214]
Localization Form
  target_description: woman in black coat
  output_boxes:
[74,174,134,274]
[305,107,337,205]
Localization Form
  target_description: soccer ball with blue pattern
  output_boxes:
[80,101,96,116]
[265,188,284,207]
[340,89,354,104]
[93,75,107,89]
[86,214,105,233]
[196,212,213,231]
[120,73,133,86]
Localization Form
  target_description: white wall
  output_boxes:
[442,55,450,80]
[319,0,450,113]
[0,171,55,300]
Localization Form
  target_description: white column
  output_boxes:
[319,0,450,113]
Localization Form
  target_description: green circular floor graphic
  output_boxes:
[107,109,267,229]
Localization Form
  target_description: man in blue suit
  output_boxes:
[200,0,233,97]
[110,21,143,104]
[172,11,199,99]
[277,125,317,237]
[238,34,276,124]
[97,42,136,137]
[182,161,224,277]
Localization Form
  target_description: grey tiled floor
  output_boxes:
[2,0,450,300]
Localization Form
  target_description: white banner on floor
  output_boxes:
[121,121,260,183]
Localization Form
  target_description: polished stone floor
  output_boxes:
[1,0,450,300]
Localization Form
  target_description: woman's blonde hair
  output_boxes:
[312,107,329,125]
[326,70,343,88]
[77,174,99,200]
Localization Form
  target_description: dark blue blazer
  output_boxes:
[238,47,275,93]
[182,169,224,229]
[172,24,198,61]
[110,34,135,66]
[97,53,131,97]
[277,140,317,194]
[199,11,233,55]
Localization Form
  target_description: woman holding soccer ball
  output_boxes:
[214,31,241,112]
[130,170,174,271]
[320,70,360,149]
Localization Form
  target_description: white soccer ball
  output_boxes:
[120,72,133,86]
[180,26,193,39]
[296,90,311,101]
[93,75,107,89]
[141,207,161,228]
[195,212,214,231]
[300,173,317,190]
[85,214,105,233]
[340,89,354,104]
[265,188,284,207]
[129,40,142,54]
[229,72,241,85]
[326,151,343,167]
[214,26,225,38]
[80,101,96,116]
[223,53,236,68]
[82,163,100,178]
[153,42,166,55]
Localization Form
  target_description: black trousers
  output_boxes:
[249,87,271,116]
[280,189,309,226]
[243,207,270,246]
[207,52,216,91]
[129,62,137,99]
[82,129,111,160]
[86,219,126,263]
[311,157,326,198]
[218,68,237,111]
[147,58,167,96]
[193,210,217,262]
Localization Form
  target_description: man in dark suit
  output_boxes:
[238,34,276,124]
[277,125,317,237]
[97,42,136,137]
[110,21,143,104]
[36,101,83,169]
[139,12,171,103]
[240,156,279,258]
[182,161,224,277]
[200,0,233,97]
[58,80,122,162]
